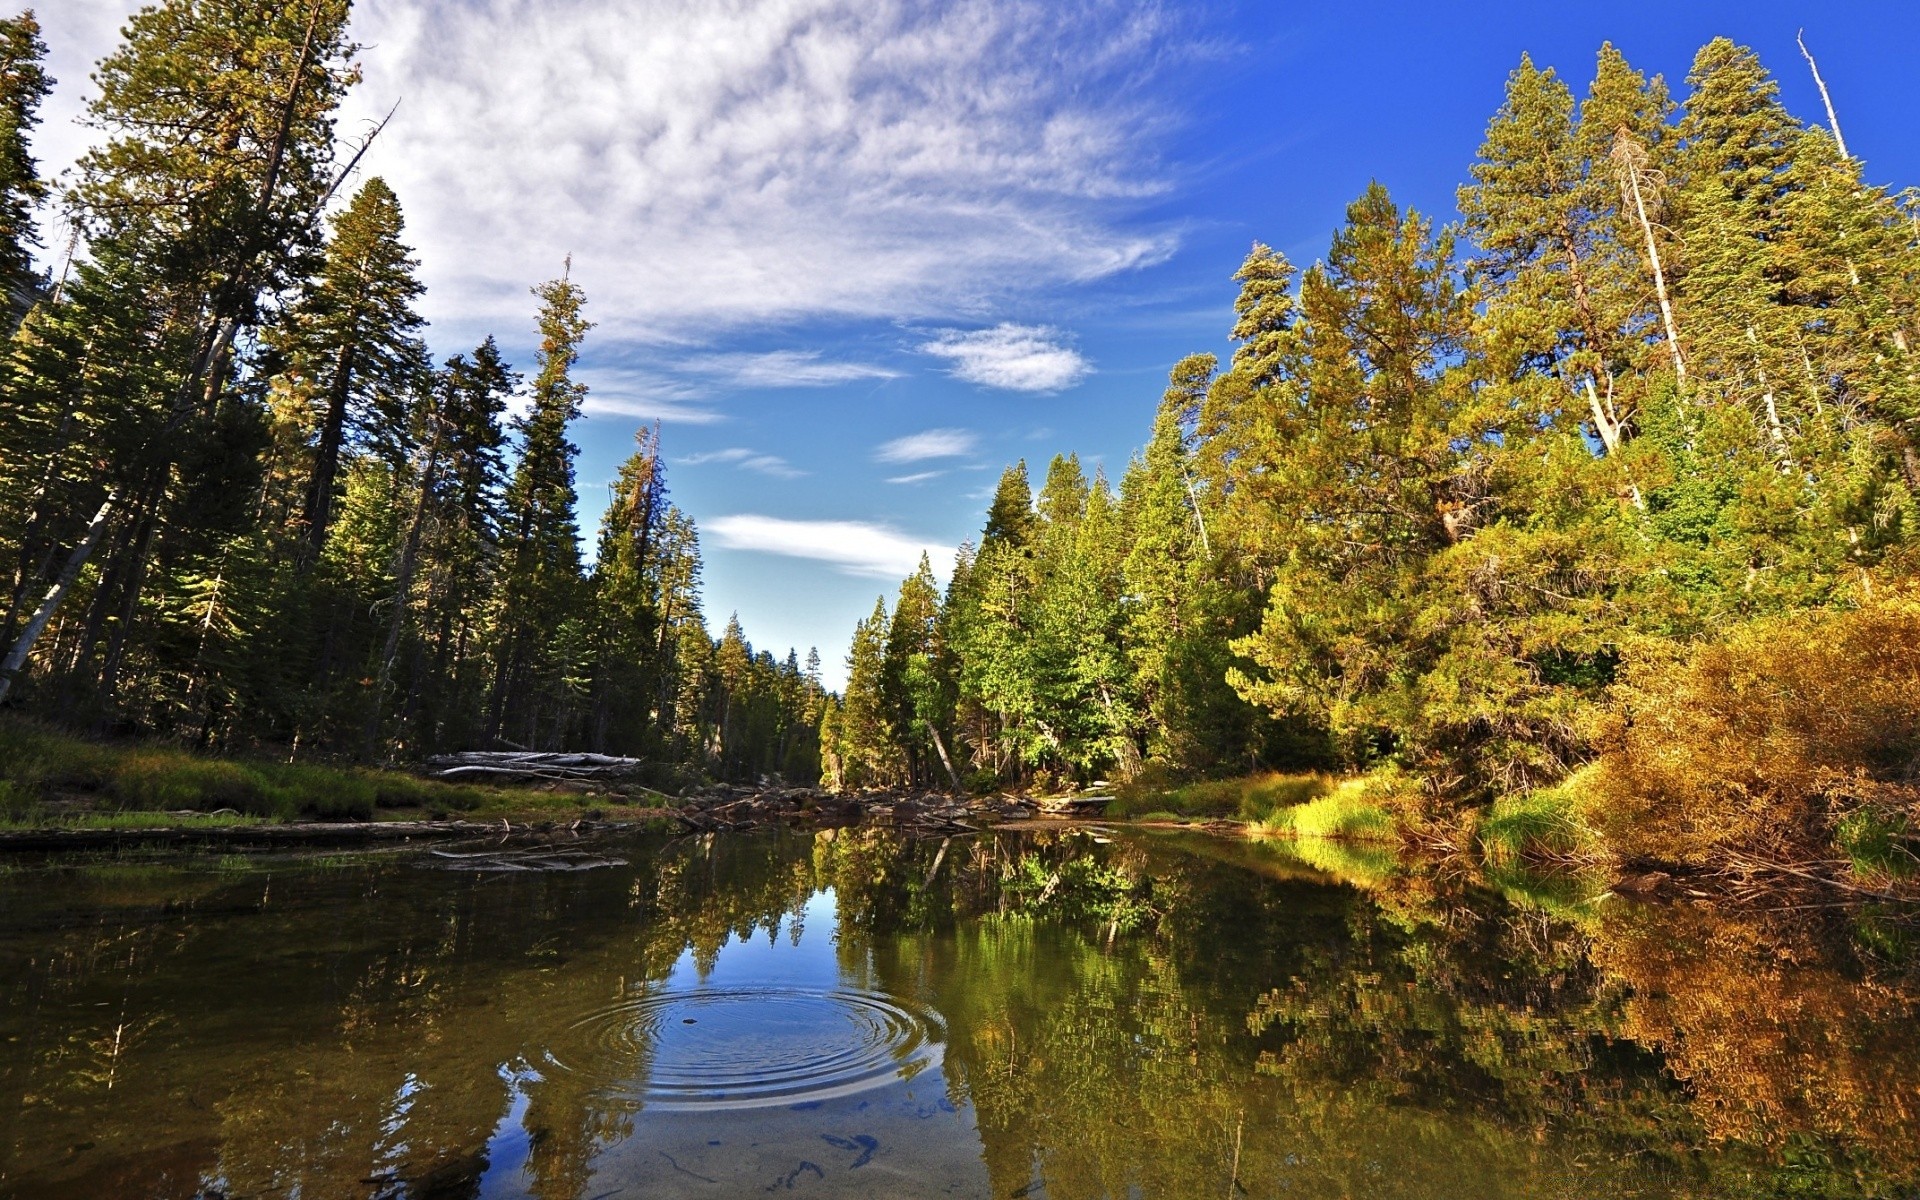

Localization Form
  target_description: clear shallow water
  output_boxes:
[0,827,1916,1198]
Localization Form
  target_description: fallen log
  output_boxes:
[421,751,649,783]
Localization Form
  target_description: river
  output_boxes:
[1,827,1914,1198]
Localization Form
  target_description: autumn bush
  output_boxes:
[1588,595,1920,867]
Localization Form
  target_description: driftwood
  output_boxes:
[422,751,648,784]
[421,847,628,872]
[1035,794,1114,815]
[664,785,1054,837]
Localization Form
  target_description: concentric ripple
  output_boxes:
[554,986,946,1110]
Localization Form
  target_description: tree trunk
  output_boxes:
[0,490,117,704]
[1584,377,1645,510]
[366,426,441,754]
[928,723,964,793]
[1622,163,1686,385]
[1797,32,1851,162]
[303,341,356,553]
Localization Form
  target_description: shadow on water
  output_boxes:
[0,827,1916,1198]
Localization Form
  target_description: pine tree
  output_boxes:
[283,177,429,552]
[0,0,357,707]
[839,596,895,786]
[882,553,956,788]
[0,10,51,313]
[489,271,592,746]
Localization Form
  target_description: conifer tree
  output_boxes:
[284,177,429,552]
[838,596,895,786]
[0,0,357,706]
[489,271,592,746]
[882,553,956,788]
[0,9,51,313]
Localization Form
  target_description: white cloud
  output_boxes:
[685,350,900,389]
[330,0,1180,344]
[885,470,945,485]
[874,428,977,464]
[681,448,805,478]
[576,367,725,425]
[920,324,1092,392]
[705,515,951,579]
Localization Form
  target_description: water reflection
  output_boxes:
[0,828,1914,1198]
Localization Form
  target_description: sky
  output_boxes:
[33,0,1920,687]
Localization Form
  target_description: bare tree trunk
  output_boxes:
[1748,326,1794,467]
[927,724,964,793]
[1797,31,1851,161]
[1584,377,1646,510]
[1622,161,1686,385]
[366,424,442,754]
[0,491,117,704]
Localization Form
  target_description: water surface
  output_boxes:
[1,827,1915,1198]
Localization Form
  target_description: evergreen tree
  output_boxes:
[881,553,956,788]
[489,271,591,746]
[282,177,429,552]
[0,0,357,707]
[0,9,50,312]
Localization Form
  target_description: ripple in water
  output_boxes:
[555,986,946,1111]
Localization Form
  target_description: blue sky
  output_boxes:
[38,1,1920,686]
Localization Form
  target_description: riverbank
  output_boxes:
[6,712,1915,906]
[0,717,678,833]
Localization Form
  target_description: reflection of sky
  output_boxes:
[663,887,845,991]
[476,883,987,1198]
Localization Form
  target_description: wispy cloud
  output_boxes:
[705,515,952,579]
[920,324,1092,392]
[885,470,946,485]
[874,428,978,464]
[576,367,726,425]
[323,0,1182,344]
[681,448,805,478]
[683,350,901,389]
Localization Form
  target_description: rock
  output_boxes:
[1611,870,1672,895]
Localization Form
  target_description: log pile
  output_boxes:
[666,785,1045,836]
[421,751,648,785]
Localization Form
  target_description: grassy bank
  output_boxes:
[0,718,659,829]
[1109,770,1335,822]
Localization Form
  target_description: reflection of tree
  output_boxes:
[0,834,820,1198]
[862,838,1691,1199]
[3,832,1917,1199]
[1593,906,1920,1186]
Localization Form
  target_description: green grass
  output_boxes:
[0,809,267,832]
[0,717,516,827]
[1476,769,1601,867]
[1250,776,1399,841]
[1835,810,1918,883]
[1111,770,1334,822]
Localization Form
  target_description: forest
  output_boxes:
[0,5,824,787]
[3,0,1919,882]
[822,37,1920,875]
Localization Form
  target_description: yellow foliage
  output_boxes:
[1592,906,1920,1173]
[1589,594,1920,863]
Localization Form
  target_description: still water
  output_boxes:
[0,827,1915,1198]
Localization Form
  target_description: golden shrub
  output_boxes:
[1588,594,1920,863]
